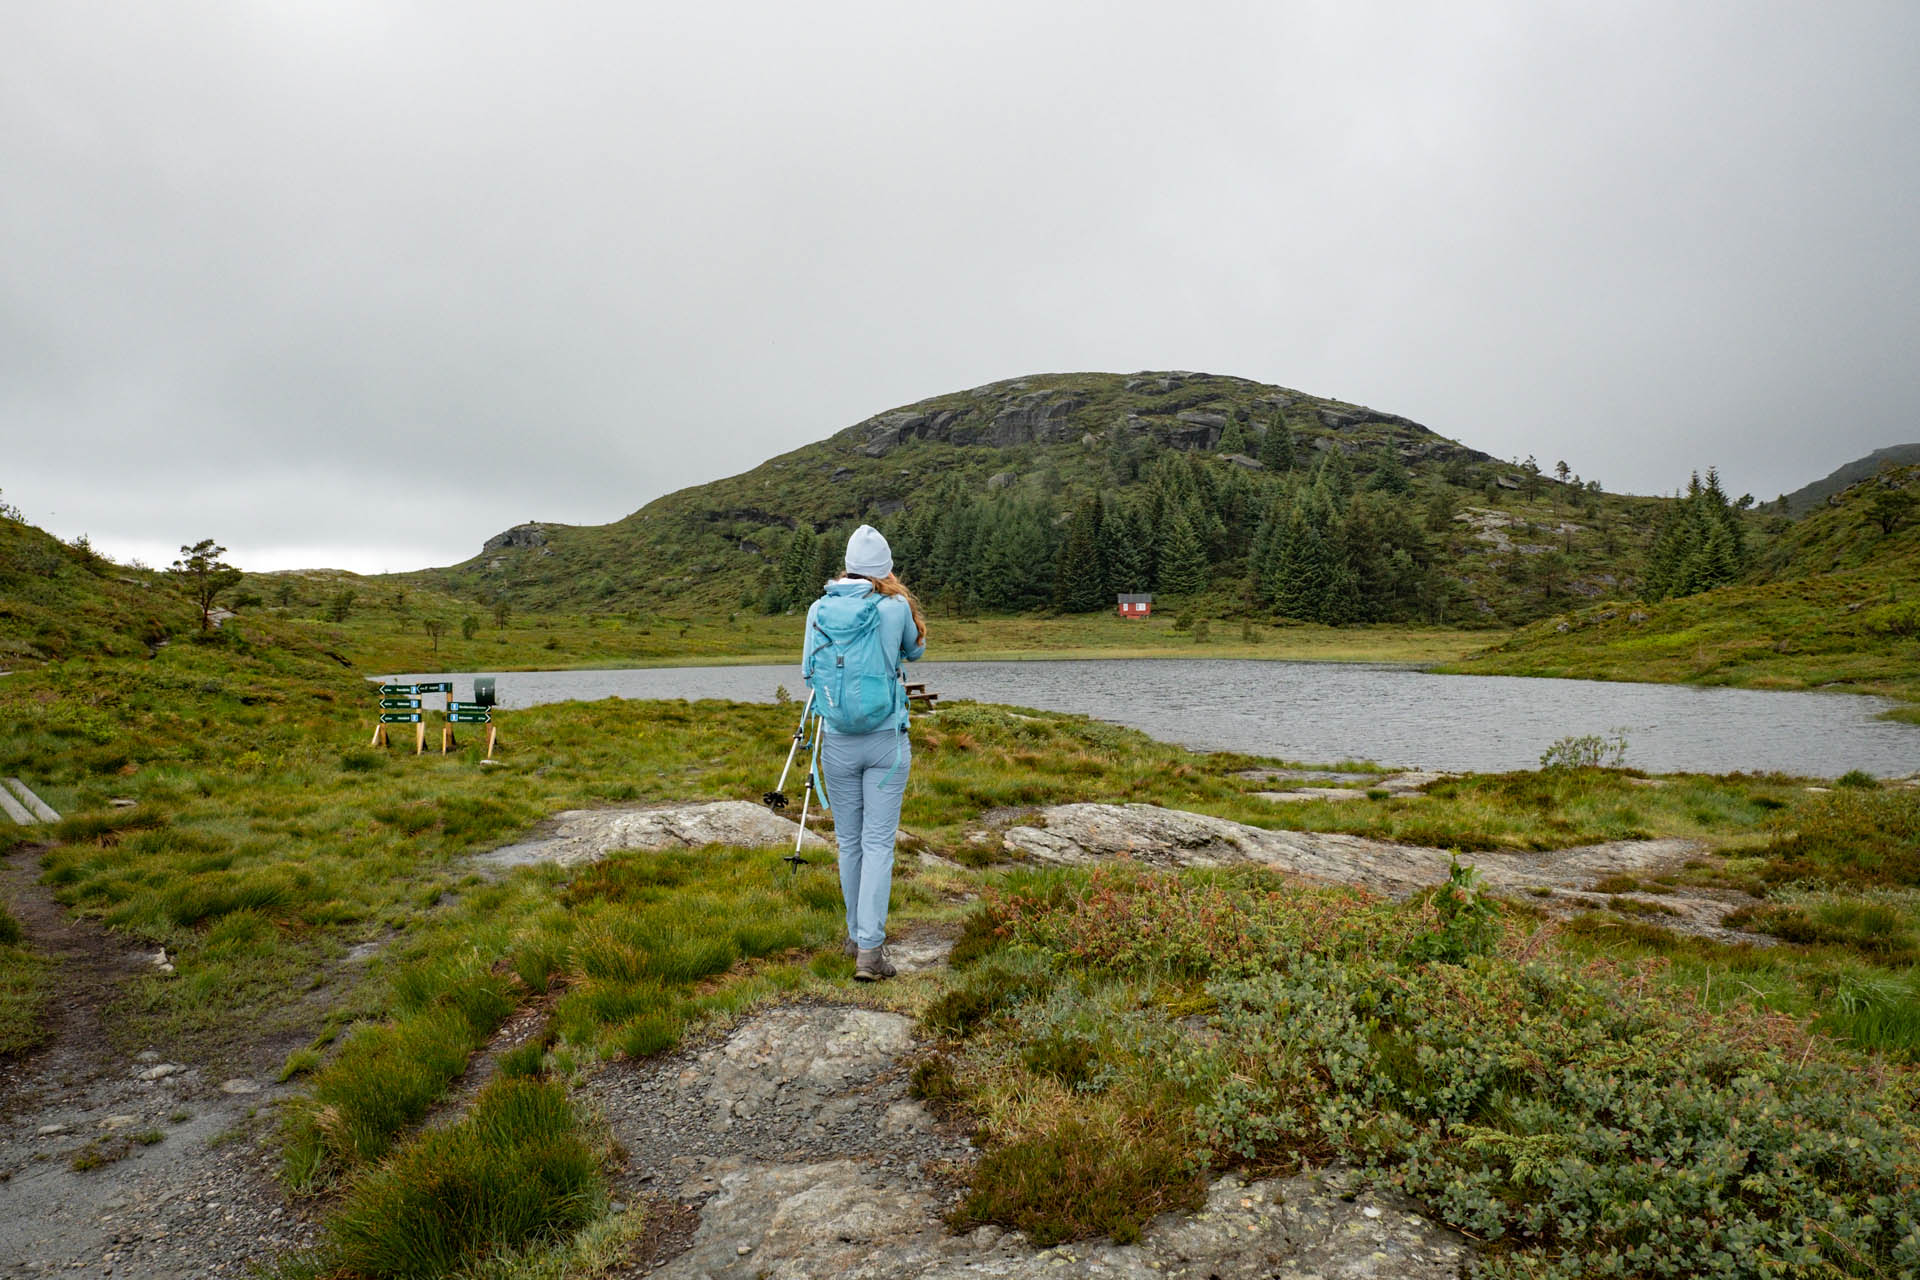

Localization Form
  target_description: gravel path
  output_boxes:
[0,846,318,1278]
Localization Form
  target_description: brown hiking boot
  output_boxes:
[841,937,858,959]
[854,945,896,982]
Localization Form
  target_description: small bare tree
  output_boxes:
[169,539,243,631]
[423,617,446,653]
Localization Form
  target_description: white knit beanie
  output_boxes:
[845,525,893,579]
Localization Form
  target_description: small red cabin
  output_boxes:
[1117,593,1154,619]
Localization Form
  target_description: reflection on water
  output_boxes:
[381,659,1917,778]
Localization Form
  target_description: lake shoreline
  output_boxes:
[370,657,1920,779]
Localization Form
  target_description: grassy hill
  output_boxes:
[1781,444,1920,515]
[0,516,177,665]
[401,371,1676,628]
[1455,464,1920,715]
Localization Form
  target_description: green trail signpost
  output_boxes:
[372,681,500,759]
[441,700,498,759]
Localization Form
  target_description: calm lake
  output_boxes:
[381,659,1917,778]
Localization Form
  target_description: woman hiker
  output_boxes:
[801,525,927,981]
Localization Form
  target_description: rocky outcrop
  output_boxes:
[655,1162,1470,1280]
[593,1004,1473,1280]
[1001,804,1751,942]
[852,389,1087,457]
[987,392,1085,447]
[482,523,551,552]
[475,802,825,870]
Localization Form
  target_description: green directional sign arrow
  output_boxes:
[380,698,421,710]
[447,712,492,723]
[378,683,417,695]
[448,702,491,713]
[379,713,423,724]
[415,682,453,694]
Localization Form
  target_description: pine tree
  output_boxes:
[1259,418,1295,472]
[1104,499,1152,593]
[1054,494,1108,612]
[1216,418,1249,455]
[777,526,819,608]
[1643,466,1749,600]
[1316,448,1355,506]
[1367,447,1412,496]
[1273,511,1332,620]
[1156,507,1209,598]
[975,497,1057,611]
[812,525,841,590]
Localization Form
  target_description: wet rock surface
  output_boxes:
[476,800,826,869]
[1001,803,1751,942]
[595,1004,1472,1279]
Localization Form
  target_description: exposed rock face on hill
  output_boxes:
[842,372,1491,465]
[482,523,554,552]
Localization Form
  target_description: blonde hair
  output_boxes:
[848,571,927,646]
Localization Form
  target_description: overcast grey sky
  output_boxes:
[4,1,1917,573]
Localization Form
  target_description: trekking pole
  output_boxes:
[763,690,816,812]
[783,705,825,872]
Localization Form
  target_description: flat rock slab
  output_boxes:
[884,932,954,975]
[1256,771,1456,803]
[475,801,826,869]
[999,805,1755,941]
[602,1006,1471,1279]
[656,1162,1469,1280]
[1259,787,1370,803]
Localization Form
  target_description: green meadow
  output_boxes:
[3,502,1919,1277]
[1,602,1917,1277]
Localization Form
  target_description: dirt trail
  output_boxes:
[0,846,317,1278]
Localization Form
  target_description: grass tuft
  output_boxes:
[321,1076,603,1280]
[951,1106,1204,1246]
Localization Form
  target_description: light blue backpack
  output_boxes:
[804,591,903,735]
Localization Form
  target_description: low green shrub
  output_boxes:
[952,868,1920,1276]
[1196,953,1920,1278]
[1539,731,1628,770]
[1764,788,1920,888]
